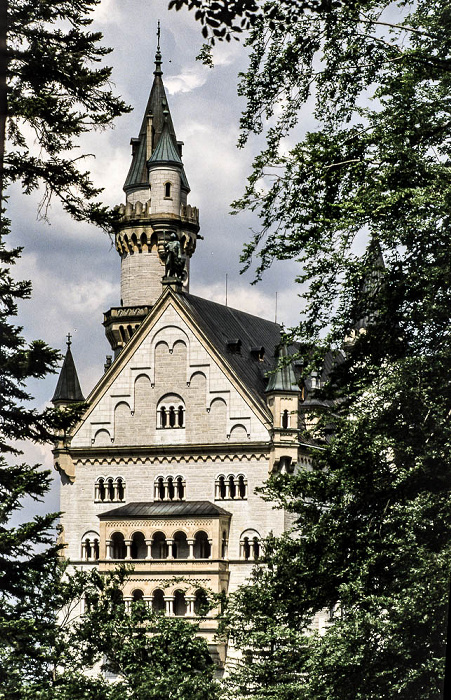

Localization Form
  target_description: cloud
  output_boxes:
[165,69,208,95]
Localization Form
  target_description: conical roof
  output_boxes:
[124,44,179,193]
[265,344,298,393]
[148,119,182,166]
[52,339,85,404]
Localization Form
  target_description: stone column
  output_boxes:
[81,541,87,561]
[94,483,100,501]
[113,481,119,502]
[164,595,174,616]
[145,538,153,560]
[124,539,132,560]
[88,539,95,562]
[186,595,196,616]
[166,538,174,559]
[239,539,244,559]
[187,538,195,560]
[208,538,213,560]
[164,479,169,500]
[144,596,152,609]
[124,596,133,614]
[105,539,112,560]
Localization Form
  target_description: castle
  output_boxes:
[52,40,315,668]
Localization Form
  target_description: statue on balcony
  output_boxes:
[163,232,186,281]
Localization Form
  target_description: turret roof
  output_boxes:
[265,343,299,393]
[124,45,179,192]
[52,339,85,404]
[148,119,182,165]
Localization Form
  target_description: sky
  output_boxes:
[8,0,305,520]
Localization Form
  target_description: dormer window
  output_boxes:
[164,181,172,198]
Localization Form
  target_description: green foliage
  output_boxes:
[178,1,451,697]
[5,0,130,226]
[62,569,221,700]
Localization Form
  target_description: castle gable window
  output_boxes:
[157,394,185,429]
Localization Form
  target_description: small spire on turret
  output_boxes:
[52,336,85,406]
[154,21,162,75]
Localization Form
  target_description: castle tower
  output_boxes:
[104,38,200,356]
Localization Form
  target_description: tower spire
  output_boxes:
[52,337,85,406]
[154,21,162,75]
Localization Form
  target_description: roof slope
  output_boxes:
[98,500,231,519]
[180,293,282,411]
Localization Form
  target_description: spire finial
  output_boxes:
[154,22,162,75]
[66,332,72,348]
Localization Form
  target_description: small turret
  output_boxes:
[266,344,300,473]
[52,334,84,407]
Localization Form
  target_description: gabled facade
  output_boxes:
[53,42,313,668]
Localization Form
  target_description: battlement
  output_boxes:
[114,201,199,226]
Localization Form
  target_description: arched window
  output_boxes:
[228,475,236,500]
[107,477,115,502]
[194,589,209,616]
[243,536,251,561]
[194,531,211,559]
[173,590,187,617]
[164,181,171,198]
[173,531,189,559]
[116,477,125,501]
[81,531,100,561]
[132,589,144,603]
[157,395,185,430]
[152,589,165,613]
[154,475,185,501]
[160,406,167,428]
[282,409,289,429]
[176,475,185,500]
[151,531,167,559]
[237,474,247,499]
[131,532,146,560]
[218,475,226,499]
[97,478,105,501]
[252,536,260,560]
[111,532,126,560]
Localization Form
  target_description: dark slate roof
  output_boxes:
[180,293,283,412]
[124,50,178,193]
[98,501,231,519]
[52,344,84,404]
[148,120,182,166]
[265,343,298,393]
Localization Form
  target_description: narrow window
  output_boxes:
[107,478,114,502]
[158,477,165,500]
[221,531,227,559]
[152,589,165,613]
[160,406,167,428]
[165,182,171,198]
[218,475,226,499]
[176,476,184,500]
[116,477,125,501]
[167,476,175,501]
[93,539,100,560]
[174,590,187,617]
[178,405,184,427]
[98,478,105,501]
[238,475,246,499]
[169,406,176,427]
[282,409,289,429]
[229,475,236,500]
[252,537,260,560]
[243,537,250,561]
